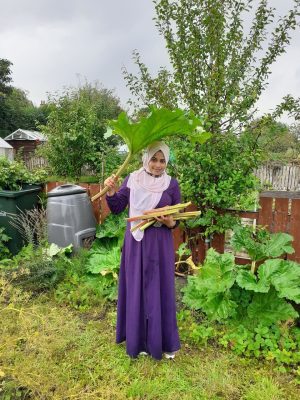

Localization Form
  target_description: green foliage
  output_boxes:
[182,249,238,320]
[0,244,68,295]
[219,323,300,367]
[54,250,112,310]
[176,242,191,260]
[177,309,216,346]
[182,227,300,326]
[85,211,127,300]
[232,225,295,262]
[2,299,299,400]
[0,58,12,96]
[125,0,300,125]
[124,0,300,233]
[0,156,45,191]
[55,212,126,309]
[237,259,300,304]
[106,106,209,155]
[0,227,11,261]
[0,59,48,138]
[243,118,300,163]
[177,308,300,373]
[39,82,122,179]
[95,211,126,246]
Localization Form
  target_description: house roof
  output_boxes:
[0,137,13,149]
[4,129,47,141]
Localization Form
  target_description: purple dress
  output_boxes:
[106,175,181,360]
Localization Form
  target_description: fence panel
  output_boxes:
[258,197,273,229]
[255,164,300,191]
[287,198,300,263]
[273,198,289,233]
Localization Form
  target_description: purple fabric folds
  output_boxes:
[106,175,181,360]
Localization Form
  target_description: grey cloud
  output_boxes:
[0,0,299,120]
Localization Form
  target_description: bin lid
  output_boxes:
[47,184,87,197]
[0,184,41,198]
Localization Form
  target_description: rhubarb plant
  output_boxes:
[182,226,300,326]
[92,106,209,200]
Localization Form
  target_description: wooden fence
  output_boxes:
[174,191,300,264]
[45,183,300,264]
[254,163,300,191]
[24,156,48,170]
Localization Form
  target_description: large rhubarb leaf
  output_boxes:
[237,259,300,303]
[236,270,269,293]
[231,225,267,261]
[264,233,294,258]
[86,246,120,277]
[231,226,294,262]
[196,249,237,294]
[201,293,238,320]
[259,259,300,303]
[247,288,298,326]
[182,248,238,320]
[181,276,208,310]
[106,106,209,155]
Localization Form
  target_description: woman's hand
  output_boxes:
[104,175,118,196]
[155,214,176,229]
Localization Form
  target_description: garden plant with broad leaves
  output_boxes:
[182,226,300,326]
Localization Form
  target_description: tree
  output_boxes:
[39,83,123,179]
[123,0,300,234]
[0,59,48,137]
[0,59,13,138]
[243,118,300,162]
[0,59,12,96]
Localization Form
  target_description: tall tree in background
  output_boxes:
[0,59,13,137]
[0,58,48,137]
[39,83,123,179]
[0,58,12,96]
[123,0,300,234]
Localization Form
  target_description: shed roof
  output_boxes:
[4,129,47,141]
[0,137,13,149]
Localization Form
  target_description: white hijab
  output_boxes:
[127,142,171,241]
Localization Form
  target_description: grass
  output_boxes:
[1,295,299,400]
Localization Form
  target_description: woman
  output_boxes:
[104,141,181,360]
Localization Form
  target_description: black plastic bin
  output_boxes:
[0,185,41,255]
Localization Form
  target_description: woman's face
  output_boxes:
[148,150,166,176]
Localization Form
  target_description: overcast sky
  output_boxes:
[0,0,299,122]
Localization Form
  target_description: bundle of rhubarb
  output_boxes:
[127,202,201,232]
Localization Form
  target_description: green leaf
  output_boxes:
[108,106,207,155]
[259,259,300,303]
[202,293,238,321]
[236,270,269,293]
[247,289,298,326]
[182,248,238,321]
[188,130,212,144]
[87,246,121,275]
[200,249,237,293]
[231,226,295,261]
[95,211,126,245]
[264,233,294,258]
[45,243,73,258]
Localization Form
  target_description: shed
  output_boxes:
[4,129,47,158]
[0,137,14,161]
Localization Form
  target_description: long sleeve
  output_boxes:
[105,176,129,214]
[169,178,181,229]
[170,178,181,206]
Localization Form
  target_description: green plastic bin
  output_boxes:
[0,185,41,255]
